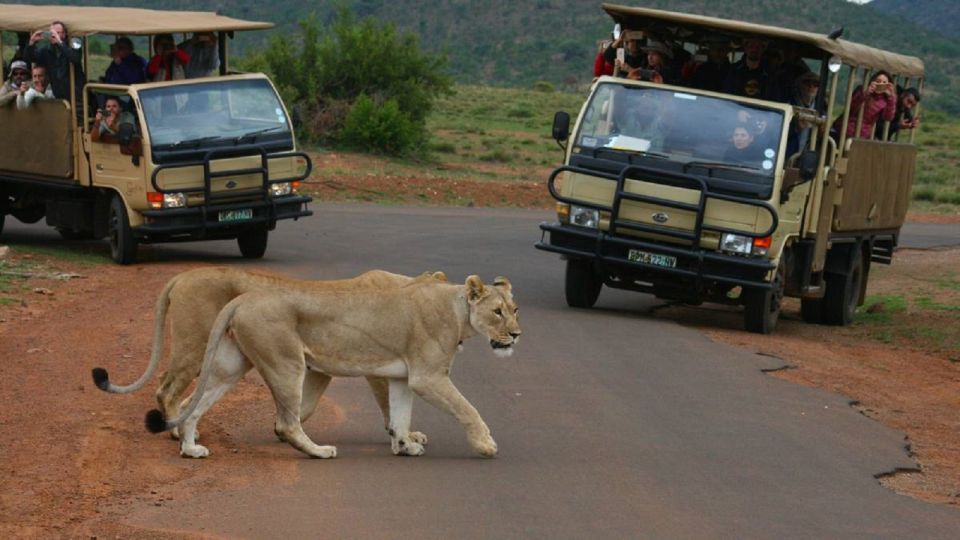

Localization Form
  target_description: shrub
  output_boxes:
[340,95,423,155]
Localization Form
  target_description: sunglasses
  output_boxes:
[12,70,28,76]
[802,80,820,87]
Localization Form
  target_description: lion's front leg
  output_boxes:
[409,375,497,458]
[387,379,425,456]
[369,376,428,447]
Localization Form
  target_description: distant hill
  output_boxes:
[5,0,960,113]
[870,0,960,39]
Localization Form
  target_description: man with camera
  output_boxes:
[24,21,85,103]
[91,95,136,143]
[178,32,220,79]
[15,65,55,110]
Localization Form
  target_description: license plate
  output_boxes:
[628,249,677,268]
[218,208,253,222]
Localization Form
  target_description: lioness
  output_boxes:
[93,267,444,439]
[146,275,520,459]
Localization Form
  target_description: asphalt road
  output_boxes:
[4,206,960,538]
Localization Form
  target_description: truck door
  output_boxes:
[88,92,146,203]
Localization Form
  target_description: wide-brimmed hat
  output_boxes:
[796,71,820,86]
[10,60,28,74]
[642,40,673,59]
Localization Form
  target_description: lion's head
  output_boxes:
[466,275,521,358]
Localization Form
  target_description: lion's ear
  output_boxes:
[465,275,486,303]
[492,276,511,293]
[431,271,448,282]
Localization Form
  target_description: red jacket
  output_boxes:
[844,88,896,138]
[593,51,613,77]
[147,49,191,81]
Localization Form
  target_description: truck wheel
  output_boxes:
[565,258,602,308]
[822,250,864,326]
[108,195,137,265]
[800,298,823,324]
[743,260,785,334]
[237,227,268,259]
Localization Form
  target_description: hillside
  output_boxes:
[870,0,960,39]
[4,0,960,112]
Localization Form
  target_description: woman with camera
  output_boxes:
[836,70,897,139]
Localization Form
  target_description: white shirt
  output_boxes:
[16,86,55,110]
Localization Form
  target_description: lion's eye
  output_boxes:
[494,308,503,317]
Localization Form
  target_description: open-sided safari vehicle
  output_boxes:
[537,4,924,333]
[0,5,312,263]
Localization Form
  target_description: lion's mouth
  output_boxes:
[490,339,514,358]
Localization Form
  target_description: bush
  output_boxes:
[240,8,452,155]
[340,95,423,155]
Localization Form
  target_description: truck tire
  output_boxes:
[565,258,602,308]
[822,249,864,326]
[108,195,137,265]
[743,259,785,334]
[237,227,268,259]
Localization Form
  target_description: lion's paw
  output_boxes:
[472,436,498,458]
[408,431,428,445]
[392,438,425,457]
[308,445,337,459]
[180,443,210,459]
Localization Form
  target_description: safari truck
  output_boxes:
[0,5,312,264]
[536,4,924,333]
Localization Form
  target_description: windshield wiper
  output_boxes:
[684,161,764,174]
[158,136,222,150]
[234,126,284,144]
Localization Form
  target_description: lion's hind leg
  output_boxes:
[387,379,425,456]
[179,336,251,458]
[257,355,336,459]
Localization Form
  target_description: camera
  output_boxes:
[41,31,51,39]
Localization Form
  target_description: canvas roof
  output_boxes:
[602,3,924,78]
[0,4,272,36]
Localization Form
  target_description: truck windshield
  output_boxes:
[573,82,785,196]
[140,78,292,160]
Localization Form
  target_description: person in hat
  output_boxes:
[786,71,821,156]
[0,60,30,107]
[878,86,920,141]
[722,37,771,99]
[628,39,678,84]
[104,36,147,85]
[179,32,220,79]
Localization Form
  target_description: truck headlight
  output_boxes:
[163,192,187,209]
[270,182,292,197]
[570,205,599,229]
[720,233,753,255]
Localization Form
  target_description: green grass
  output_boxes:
[11,245,106,266]
[855,294,909,325]
[912,110,960,211]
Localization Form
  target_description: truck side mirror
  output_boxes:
[798,150,819,181]
[552,111,570,143]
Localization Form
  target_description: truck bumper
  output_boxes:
[536,222,775,292]
[136,194,312,241]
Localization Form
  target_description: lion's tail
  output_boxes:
[91,272,181,394]
[145,295,242,434]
